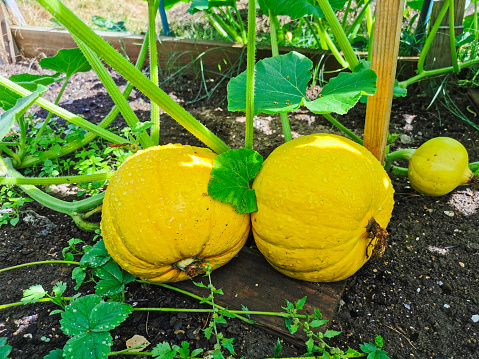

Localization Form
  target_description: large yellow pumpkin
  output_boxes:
[251,134,394,282]
[101,144,250,283]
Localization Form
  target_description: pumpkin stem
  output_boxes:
[174,257,204,278]
[366,218,389,258]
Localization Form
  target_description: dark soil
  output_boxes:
[1,58,478,359]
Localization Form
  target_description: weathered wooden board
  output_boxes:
[173,247,345,346]
[0,2,20,63]
[467,88,479,115]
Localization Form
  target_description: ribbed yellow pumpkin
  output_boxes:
[100,144,250,283]
[251,133,394,282]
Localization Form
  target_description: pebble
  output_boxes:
[443,211,455,217]
[472,315,479,323]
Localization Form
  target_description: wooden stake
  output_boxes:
[363,0,406,163]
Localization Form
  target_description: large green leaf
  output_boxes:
[188,0,236,14]
[0,86,47,140]
[63,332,112,359]
[305,61,377,114]
[227,51,312,115]
[93,259,136,296]
[207,148,263,214]
[39,48,92,78]
[261,0,347,19]
[8,73,61,92]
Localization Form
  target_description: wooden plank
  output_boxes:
[9,25,342,77]
[363,0,406,163]
[467,88,479,115]
[173,247,345,346]
[0,2,19,64]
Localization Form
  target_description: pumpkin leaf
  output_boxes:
[304,61,377,114]
[227,51,312,115]
[8,73,62,92]
[93,259,136,296]
[260,0,347,19]
[207,148,263,214]
[0,86,47,139]
[39,48,92,78]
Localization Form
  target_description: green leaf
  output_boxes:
[0,86,47,140]
[393,80,407,98]
[204,326,214,339]
[21,284,47,304]
[9,73,61,92]
[152,342,177,359]
[188,0,236,14]
[52,281,67,297]
[305,61,377,114]
[72,266,87,290]
[91,16,128,32]
[309,319,328,328]
[221,337,235,355]
[94,259,136,296]
[44,348,64,359]
[305,337,315,353]
[295,296,307,310]
[323,329,342,338]
[60,294,132,336]
[63,331,112,359]
[274,338,283,357]
[0,337,12,359]
[360,342,377,354]
[0,86,20,110]
[207,148,263,214]
[228,51,312,115]
[39,48,92,78]
[261,0,347,19]
[375,335,385,348]
[80,239,110,267]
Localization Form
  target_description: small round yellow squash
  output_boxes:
[251,134,394,282]
[101,144,250,283]
[408,137,473,196]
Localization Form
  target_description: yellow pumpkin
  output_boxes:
[100,144,250,283]
[251,134,394,282]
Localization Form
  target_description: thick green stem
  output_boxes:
[36,77,70,139]
[148,0,160,145]
[1,156,103,230]
[208,11,244,43]
[0,75,128,146]
[244,0,256,149]
[384,148,416,162]
[399,58,479,88]
[74,36,154,149]
[389,165,409,177]
[0,171,113,185]
[314,17,348,68]
[36,0,230,154]
[269,11,292,142]
[448,0,460,73]
[316,0,359,70]
[322,113,363,145]
[18,34,150,169]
